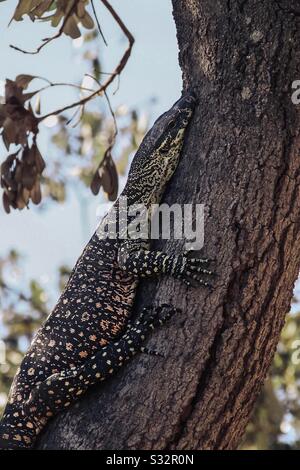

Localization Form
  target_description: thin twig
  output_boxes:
[9,0,80,55]
[69,105,85,127]
[104,90,118,142]
[35,73,113,85]
[113,74,121,95]
[0,279,30,303]
[86,73,118,144]
[37,82,96,95]
[91,0,108,46]
[37,0,134,122]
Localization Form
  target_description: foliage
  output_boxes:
[0,250,49,409]
[241,304,300,449]
[0,0,134,213]
[11,1,94,40]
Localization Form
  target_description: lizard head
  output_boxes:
[122,92,197,206]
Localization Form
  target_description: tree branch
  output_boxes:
[37,0,134,122]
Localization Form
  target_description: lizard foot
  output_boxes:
[173,253,216,289]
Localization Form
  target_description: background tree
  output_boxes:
[1,0,300,450]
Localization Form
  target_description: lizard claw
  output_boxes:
[140,346,165,358]
[173,253,216,289]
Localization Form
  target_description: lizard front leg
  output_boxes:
[118,239,214,288]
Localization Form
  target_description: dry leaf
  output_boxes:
[1,143,46,213]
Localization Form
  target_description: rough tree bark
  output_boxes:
[37,0,300,450]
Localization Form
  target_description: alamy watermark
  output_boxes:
[96,196,205,250]
[291,80,300,104]
[291,339,300,365]
[0,340,6,365]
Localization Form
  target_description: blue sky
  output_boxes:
[0,0,181,306]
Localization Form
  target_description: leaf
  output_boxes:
[79,12,94,30]
[0,153,17,186]
[2,117,17,150]
[63,16,81,39]
[50,10,64,28]
[30,180,42,204]
[90,170,101,195]
[0,105,6,128]
[31,0,53,17]
[35,94,41,115]
[77,2,86,18]
[12,0,37,21]
[16,187,27,209]
[2,192,11,214]
[106,159,118,201]
[101,156,118,201]
[22,89,40,103]
[22,187,30,206]
[15,74,36,90]
[22,145,35,164]
[5,79,23,104]
[1,143,45,213]
[14,160,23,183]
[22,164,37,191]
[32,144,45,173]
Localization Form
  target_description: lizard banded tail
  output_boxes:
[0,305,178,449]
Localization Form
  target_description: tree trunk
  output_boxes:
[37,0,300,450]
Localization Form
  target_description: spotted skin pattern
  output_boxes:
[0,93,213,449]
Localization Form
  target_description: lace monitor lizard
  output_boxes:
[0,92,214,449]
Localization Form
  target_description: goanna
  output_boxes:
[0,92,213,449]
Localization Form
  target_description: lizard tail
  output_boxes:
[0,304,178,450]
[0,403,41,450]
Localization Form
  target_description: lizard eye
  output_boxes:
[168,120,176,129]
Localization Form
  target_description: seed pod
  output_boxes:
[33,144,45,174]
[31,180,42,205]
[22,164,37,191]
[2,191,10,214]
[90,170,102,195]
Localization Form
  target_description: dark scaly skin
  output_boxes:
[0,93,214,449]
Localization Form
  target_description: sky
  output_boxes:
[0,0,182,306]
